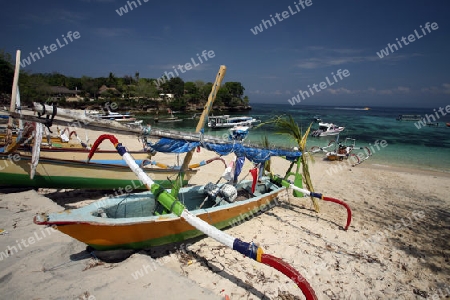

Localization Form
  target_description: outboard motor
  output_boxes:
[203,182,237,203]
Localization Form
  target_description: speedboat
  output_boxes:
[229,125,249,141]
[396,114,421,121]
[207,115,260,128]
[98,111,136,123]
[311,122,345,137]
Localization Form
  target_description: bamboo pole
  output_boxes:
[6,50,21,145]
[171,65,227,196]
[194,65,227,132]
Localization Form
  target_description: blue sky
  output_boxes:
[1,0,449,108]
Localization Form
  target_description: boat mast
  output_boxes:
[171,65,227,197]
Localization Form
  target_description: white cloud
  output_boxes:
[421,83,450,95]
[149,63,212,72]
[80,0,115,2]
[93,28,132,37]
[21,10,88,25]
[297,56,380,69]
[295,46,419,69]
[248,90,266,94]
[327,88,358,95]
[367,86,410,95]
[326,86,411,95]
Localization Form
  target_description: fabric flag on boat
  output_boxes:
[147,138,301,164]
[16,86,23,130]
[258,163,265,180]
[148,138,201,154]
[249,167,258,193]
[31,123,43,179]
[59,127,69,143]
[222,157,236,182]
[233,156,245,183]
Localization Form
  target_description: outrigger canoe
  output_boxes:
[34,178,284,250]
[33,131,351,300]
[0,153,196,189]
[17,145,152,162]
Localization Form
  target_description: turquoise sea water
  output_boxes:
[141,104,450,173]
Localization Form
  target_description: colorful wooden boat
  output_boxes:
[17,145,152,162]
[0,153,196,189]
[0,126,89,149]
[0,133,66,146]
[34,178,284,250]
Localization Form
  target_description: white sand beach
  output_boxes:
[0,128,449,299]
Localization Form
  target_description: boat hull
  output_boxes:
[319,130,343,136]
[34,180,284,250]
[0,154,195,189]
[18,146,151,162]
[0,134,84,149]
[207,115,259,129]
[311,123,345,137]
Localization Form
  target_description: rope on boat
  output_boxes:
[69,130,77,139]
[70,130,89,149]
[57,127,70,142]
[0,122,34,154]
[57,127,89,149]
[87,134,318,300]
[188,156,227,169]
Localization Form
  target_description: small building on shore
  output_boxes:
[49,86,82,102]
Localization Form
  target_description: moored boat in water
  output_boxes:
[311,122,345,137]
[97,111,136,123]
[207,115,259,128]
[396,114,421,121]
[228,125,249,141]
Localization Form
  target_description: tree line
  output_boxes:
[0,51,250,112]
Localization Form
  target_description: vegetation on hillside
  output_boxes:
[0,51,251,113]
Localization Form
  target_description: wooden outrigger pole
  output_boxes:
[171,65,227,197]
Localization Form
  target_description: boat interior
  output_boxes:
[93,179,281,219]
